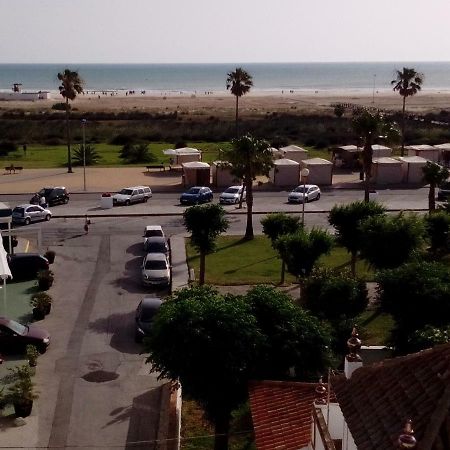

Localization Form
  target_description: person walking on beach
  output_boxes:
[84,215,90,234]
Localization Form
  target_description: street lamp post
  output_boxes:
[81,119,87,191]
[300,167,309,227]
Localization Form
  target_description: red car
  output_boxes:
[0,317,50,353]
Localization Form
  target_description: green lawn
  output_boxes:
[359,310,395,346]
[0,142,226,169]
[186,235,373,285]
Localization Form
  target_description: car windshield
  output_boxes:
[145,230,163,238]
[119,189,133,195]
[140,307,158,322]
[146,243,166,253]
[293,186,306,193]
[6,319,26,335]
[145,260,167,270]
[187,188,200,194]
[224,187,239,194]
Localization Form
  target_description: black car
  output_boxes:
[135,297,162,342]
[37,187,69,206]
[0,317,50,353]
[7,253,49,280]
[144,236,170,255]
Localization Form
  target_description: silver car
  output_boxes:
[12,204,52,225]
[288,184,321,203]
[141,253,171,287]
[219,186,246,204]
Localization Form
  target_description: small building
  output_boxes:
[211,161,240,187]
[163,147,202,165]
[270,147,282,160]
[300,158,333,186]
[434,143,450,167]
[279,145,308,163]
[371,157,403,184]
[398,156,428,184]
[182,161,210,187]
[331,145,361,169]
[269,159,300,187]
[406,144,439,162]
[371,144,392,158]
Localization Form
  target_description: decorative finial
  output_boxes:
[315,376,327,404]
[398,420,417,449]
[347,326,362,362]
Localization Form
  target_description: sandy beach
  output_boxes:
[1,88,450,116]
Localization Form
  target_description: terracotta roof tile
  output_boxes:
[249,380,333,450]
[331,344,450,450]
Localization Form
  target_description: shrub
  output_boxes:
[51,102,68,111]
[425,211,450,255]
[119,143,157,164]
[0,141,17,156]
[73,144,101,166]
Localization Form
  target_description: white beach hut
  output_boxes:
[332,145,361,169]
[434,143,450,167]
[406,144,439,162]
[269,159,300,187]
[372,144,392,158]
[371,157,403,184]
[164,147,202,165]
[279,145,309,163]
[211,161,240,187]
[397,156,428,184]
[182,161,211,187]
[300,158,333,186]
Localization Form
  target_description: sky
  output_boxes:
[1,0,450,63]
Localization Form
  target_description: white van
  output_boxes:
[112,186,152,206]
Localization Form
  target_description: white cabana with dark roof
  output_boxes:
[406,144,439,162]
[434,143,450,167]
[371,157,403,184]
[279,145,308,163]
[211,161,240,187]
[300,158,333,186]
[332,145,361,169]
[398,156,428,184]
[269,159,300,186]
[182,161,211,187]
[372,144,392,158]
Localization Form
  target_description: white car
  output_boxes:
[143,225,165,249]
[219,186,246,204]
[12,204,52,225]
[141,253,171,287]
[288,184,321,203]
[112,186,152,206]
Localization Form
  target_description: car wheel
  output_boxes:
[305,197,309,203]
[38,344,47,354]
[317,193,321,200]
[125,200,130,206]
[45,214,51,221]
[144,197,148,203]
[25,217,31,225]
[64,198,69,204]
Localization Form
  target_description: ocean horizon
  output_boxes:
[1,62,450,93]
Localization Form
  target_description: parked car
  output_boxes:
[219,186,246,204]
[144,236,169,255]
[12,204,52,225]
[438,181,450,201]
[143,225,165,250]
[7,253,49,280]
[288,184,321,203]
[112,186,152,206]
[180,186,213,205]
[35,187,69,206]
[141,253,171,287]
[134,297,163,342]
[0,316,50,353]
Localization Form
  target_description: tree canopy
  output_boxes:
[422,162,449,211]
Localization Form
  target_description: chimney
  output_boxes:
[344,327,363,379]
[314,377,327,405]
[398,420,417,449]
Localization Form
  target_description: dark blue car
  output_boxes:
[180,186,213,205]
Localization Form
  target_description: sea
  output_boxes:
[0,62,450,94]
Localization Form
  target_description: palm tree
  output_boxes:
[226,68,253,137]
[391,67,424,156]
[57,69,84,173]
[422,162,449,212]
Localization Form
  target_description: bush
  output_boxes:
[51,102,68,111]
[425,211,450,255]
[73,144,101,166]
[303,268,368,322]
[109,134,137,145]
[119,143,157,164]
[0,141,17,156]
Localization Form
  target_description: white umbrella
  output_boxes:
[0,235,12,315]
[163,149,177,155]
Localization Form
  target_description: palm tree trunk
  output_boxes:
[235,95,239,138]
[244,177,254,240]
[65,98,73,173]
[280,260,286,285]
[199,251,206,285]
[429,183,436,211]
[214,413,231,450]
[351,251,357,277]
[363,140,373,202]
[401,96,406,157]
